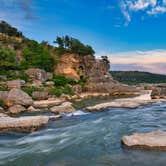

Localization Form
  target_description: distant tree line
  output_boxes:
[0,20,23,37]
[111,71,166,85]
[54,35,95,55]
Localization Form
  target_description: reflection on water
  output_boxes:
[0,102,166,166]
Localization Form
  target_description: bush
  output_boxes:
[0,48,18,70]
[49,86,74,97]
[22,87,41,96]
[21,39,55,72]
[52,74,76,86]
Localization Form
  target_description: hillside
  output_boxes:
[111,71,166,85]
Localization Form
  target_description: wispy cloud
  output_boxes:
[98,50,166,74]
[120,0,166,24]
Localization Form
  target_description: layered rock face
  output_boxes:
[55,54,137,94]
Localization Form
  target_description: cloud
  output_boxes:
[98,50,166,74]
[0,0,35,20]
[120,0,166,24]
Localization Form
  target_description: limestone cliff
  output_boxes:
[55,53,137,94]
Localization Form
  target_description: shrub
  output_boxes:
[0,48,18,70]
[52,74,76,86]
[22,87,41,96]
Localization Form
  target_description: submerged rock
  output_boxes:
[0,114,49,132]
[122,130,166,151]
[51,102,75,114]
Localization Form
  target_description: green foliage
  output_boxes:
[0,20,23,37]
[111,71,166,85]
[54,35,95,55]
[0,100,6,109]
[0,48,18,70]
[22,87,41,96]
[49,86,74,97]
[0,70,29,82]
[52,74,76,86]
[21,39,55,72]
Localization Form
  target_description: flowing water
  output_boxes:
[0,102,166,166]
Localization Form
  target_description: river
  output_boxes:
[0,101,166,166]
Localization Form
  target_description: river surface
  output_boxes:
[0,102,166,166]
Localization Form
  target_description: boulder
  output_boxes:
[32,91,49,100]
[33,98,64,108]
[7,79,25,89]
[0,114,49,132]
[122,130,166,151]
[25,68,47,83]
[27,106,41,112]
[151,87,166,99]
[6,88,33,107]
[0,107,4,113]
[8,105,26,114]
[0,91,9,103]
[51,102,75,114]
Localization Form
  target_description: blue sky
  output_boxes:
[0,0,166,74]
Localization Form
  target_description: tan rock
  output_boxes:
[8,105,26,114]
[25,68,47,83]
[27,106,41,112]
[7,79,25,89]
[51,102,75,114]
[86,91,152,111]
[122,130,166,151]
[0,91,9,104]
[0,115,49,132]
[32,91,49,100]
[33,98,64,108]
[6,88,33,107]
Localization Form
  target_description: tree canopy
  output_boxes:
[0,20,23,37]
[54,35,95,55]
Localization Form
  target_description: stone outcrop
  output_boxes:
[50,102,75,114]
[54,53,81,80]
[0,114,49,132]
[8,105,26,114]
[122,130,166,151]
[25,68,52,83]
[7,79,25,89]
[6,88,33,107]
[54,53,140,95]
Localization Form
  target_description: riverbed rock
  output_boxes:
[85,91,152,111]
[27,106,41,112]
[6,88,33,107]
[32,91,49,100]
[33,98,65,108]
[122,130,166,151]
[0,114,49,132]
[151,86,166,99]
[8,105,26,114]
[51,102,75,114]
[7,79,25,89]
